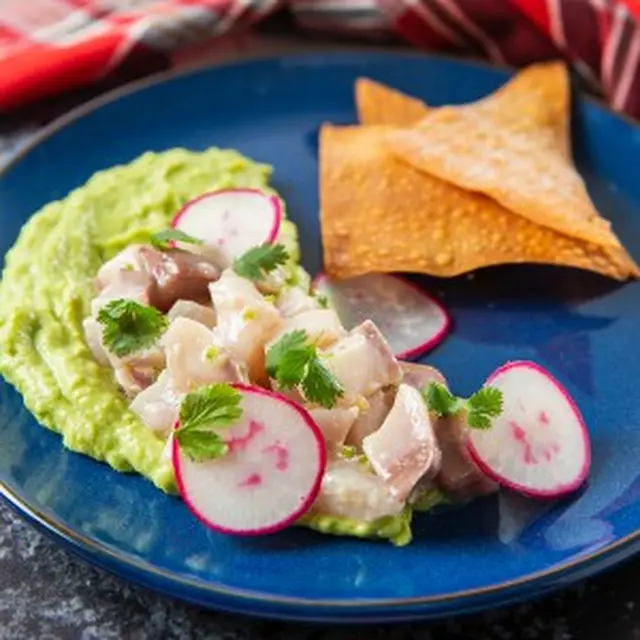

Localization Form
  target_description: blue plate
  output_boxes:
[1,52,640,623]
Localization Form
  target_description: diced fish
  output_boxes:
[161,317,245,392]
[95,244,147,290]
[91,270,151,316]
[255,265,288,295]
[272,309,345,350]
[345,387,396,448]
[95,245,220,313]
[209,270,282,382]
[111,344,166,396]
[401,361,446,391]
[363,384,441,501]
[433,413,498,500]
[404,368,498,501]
[167,299,217,328]
[311,457,405,521]
[82,316,110,366]
[309,406,359,446]
[138,246,220,312]
[324,320,402,405]
[276,287,319,317]
[129,370,183,436]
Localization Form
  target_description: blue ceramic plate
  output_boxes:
[1,52,640,623]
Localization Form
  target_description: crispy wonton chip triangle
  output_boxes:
[355,77,429,126]
[320,124,638,281]
[385,62,624,249]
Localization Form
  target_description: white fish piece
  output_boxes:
[345,387,396,448]
[311,457,405,521]
[272,309,345,350]
[161,317,245,393]
[434,413,498,500]
[130,370,183,436]
[82,316,110,366]
[400,361,446,391]
[209,269,282,382]
[167,299,217,328]
[110,344,166,396]
[363,383,441,502]
[255,265,288,295]
[324,320,402,405]
[309,406,359,446]
[276,287,319,317]
[91,269,151,316]
[401,366,498,500]
[95,244,147,291]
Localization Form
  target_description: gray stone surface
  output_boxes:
[1,502,639,639]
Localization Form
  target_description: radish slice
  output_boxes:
[313,273,450,359]
[173,384,326,535]
[468,361,591,498]
[172,189,282,263]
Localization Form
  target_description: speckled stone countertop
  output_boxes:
[1,501,639,639]
[1,33,640,640]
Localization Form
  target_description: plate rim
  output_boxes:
[1,49,639,618]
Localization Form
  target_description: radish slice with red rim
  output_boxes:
[172,188,282,263]
[468,361,591,498]
[173,384,326,535]
[313,273,451,359]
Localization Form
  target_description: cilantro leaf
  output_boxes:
[302,357,344,409]
[265,329,309,382]
[233,243,289,281]
[421,381,503,430]
[175,384,243,462]
[175,430,229,463]
[466,387,503,430]
[266,330,344,409]
[179,383,243,432]
[96,299,168,357]
[150,229,204,250]
[423,382,462,418]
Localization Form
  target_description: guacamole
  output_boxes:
[0,148,304,493]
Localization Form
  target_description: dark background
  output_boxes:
[1,503,639,639]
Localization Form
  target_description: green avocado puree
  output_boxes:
[0,148,303,493]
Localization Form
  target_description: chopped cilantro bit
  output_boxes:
[96,299,168,358]
[150,229,204,250]
[266,329,344,409]
[233,243,288,281]
[175,383,243,462]
[421,382,503,430]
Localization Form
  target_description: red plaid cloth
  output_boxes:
[0,0,639,119]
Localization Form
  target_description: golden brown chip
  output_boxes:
[319,124,638,281]
[355,78,428,126]
[384,62,626,249]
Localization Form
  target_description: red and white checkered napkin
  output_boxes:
[1,1,639,119]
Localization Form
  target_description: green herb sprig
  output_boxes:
[266,329,343,409]
[150,229,204,250]
[96,299,168,357]
[422,381,503,430]
[233,243,289,281]
[175,383,243,462]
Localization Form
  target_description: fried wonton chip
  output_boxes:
[385,62,626,249]
[319,124,638,280]
[355,78,429,126]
